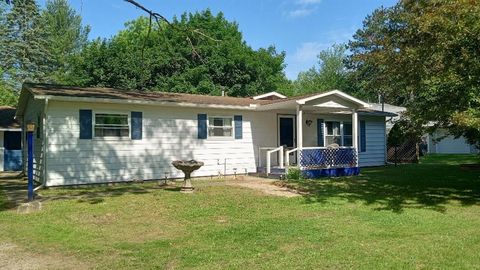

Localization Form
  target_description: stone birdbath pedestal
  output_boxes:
[171,160,204,193]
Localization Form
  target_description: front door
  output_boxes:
[279,116,295,148]
[278,116,296,165]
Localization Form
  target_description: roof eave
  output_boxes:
[33,95,259,111]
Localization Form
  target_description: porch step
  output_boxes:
[254,167,286,179]
[249,173,285,180]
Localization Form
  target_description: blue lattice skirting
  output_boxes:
[302,167,360,178]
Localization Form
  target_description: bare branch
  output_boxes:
[123,0,216,65]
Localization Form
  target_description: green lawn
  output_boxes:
[1,154,479,269]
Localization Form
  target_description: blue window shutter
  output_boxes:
[198,114,207,139]
[131,111,142,140]
[79,109,92,139]
[360,120,366,152]
[234,115,243,139]
[317,119,324,147]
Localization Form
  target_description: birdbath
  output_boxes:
[171,160,204,193]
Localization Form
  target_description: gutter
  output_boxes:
[33,95,259,111]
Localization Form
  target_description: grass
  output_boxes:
[0,154,479,269]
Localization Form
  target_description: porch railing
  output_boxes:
[266,145,284,174]
[298,147,358,169]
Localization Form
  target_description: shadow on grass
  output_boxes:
[39,182,180,205]
[0,178,182,210]
[284,154,480,213]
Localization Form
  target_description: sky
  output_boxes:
[38,0,397,80]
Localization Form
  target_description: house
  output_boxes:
[426,129,478,154]
[375,103,478,155]
[16,84,396,186]
[368,103,406,132]
[0,106,22,171]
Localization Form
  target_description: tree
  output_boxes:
[41,0,90,84]
[294,44,353,96]
[348,0,480,148]
[1,0,50,89]
[73,10,288,97]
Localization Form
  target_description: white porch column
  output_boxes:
[352,110,359,166]
[296,104,303,162]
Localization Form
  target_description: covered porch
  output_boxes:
[256,90,371,178]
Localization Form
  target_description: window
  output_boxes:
[208,117,233,137]
[343,122,353,146]
[94,113,129,138]
[325,121,341,145]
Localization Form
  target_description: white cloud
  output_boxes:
[285,0,322,18]
[288,8,316,18]
[292,42,328,62]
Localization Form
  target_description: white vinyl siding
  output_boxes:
[44,101,277,186]
[428,129,477,154]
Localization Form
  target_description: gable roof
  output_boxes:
[0,106,20,130]
[18,84,392,116]
[252,91,287,100]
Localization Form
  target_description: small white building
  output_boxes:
[16,84,396,186]
[426,129,478,154]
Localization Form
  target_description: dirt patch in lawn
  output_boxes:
[226,177,301,198]
[0,242,89,270]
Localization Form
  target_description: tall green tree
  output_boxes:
[1,0,50,89]
[0,2,15,106]
[73,10,288,97]
[41,0,90,84]
[294,44,353,96]
[348,0,480,148]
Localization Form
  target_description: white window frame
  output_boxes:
[207,116,234,139]
[323,120,354,148]
[93,111,131,140]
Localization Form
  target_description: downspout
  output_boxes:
[34,98,48,191]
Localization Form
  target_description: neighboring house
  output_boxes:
[370,102,478,155]
[16,84,395,186]
[368,103,406,132]
[426,129,478,154]
[0,106,22,171]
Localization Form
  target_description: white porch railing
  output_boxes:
[266,145,284,174]
[285,147,299,167]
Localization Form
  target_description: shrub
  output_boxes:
[286,167,302,181]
